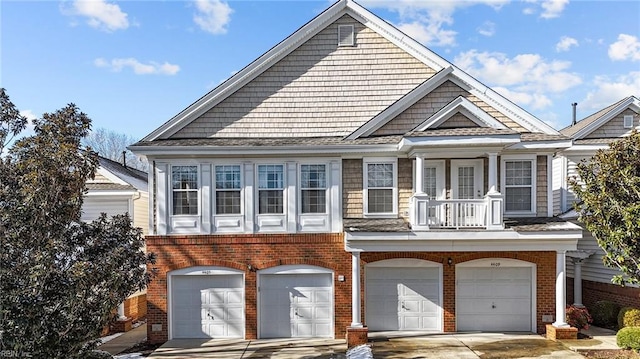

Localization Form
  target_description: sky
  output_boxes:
[2,0,639,142]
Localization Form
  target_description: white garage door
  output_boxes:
[259,273,333,338]
[366,265,441,331]
[171,274,244,339]
[457,265,532,332]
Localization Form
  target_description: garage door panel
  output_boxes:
[457,266,532,332]
[171,274,245,339]
[366,266,441,332]
[260,272,333,338]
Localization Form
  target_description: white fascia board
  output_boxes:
[345,229,581,252]
[129,143,400,157]
[414,96,507,131]
[398,134,520,152]
[85,190,136,197]
[142,1,349,141]
[572,97,640,140]
[346,67,454,139]
[562,144,607,154]
[95,167,129,185]
[506,140,572,150]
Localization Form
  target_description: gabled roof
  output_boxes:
[94,156,148,192]
[141,0,558,143]
[412,96,508,131]
[560,95,640,139]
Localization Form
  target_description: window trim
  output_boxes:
[298,163,329,215]
[363,157,398,218]
[501,155,537,216]
[256,163,286,215]
[213,164,243,216]
[170,164,200,217]
[623,115,634,129]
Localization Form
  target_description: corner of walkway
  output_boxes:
[98,323,147,355]
[559,325,620,352]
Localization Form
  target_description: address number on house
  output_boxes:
[490,262,501,267]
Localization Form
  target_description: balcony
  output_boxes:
[411,192,504,231]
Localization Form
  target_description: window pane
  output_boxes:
[258,165,284,189]
[215,165,241,189]
[505,161,532,186]
[424,167,438,199]
[368,189,393,213]
[302,189,326,214]
[173,191,198,215]
[259,190,283,214]
[367,163,393,187]
[457,166,475,199]
[172,166,198,190]
[216,191,241,214]
[301,164,326,189]
[505,187,532,211]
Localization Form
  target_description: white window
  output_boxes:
[502,158,536,214]
[258,164,284,214]
[338,24,354,46]
[171,165,198,215]
[364,158,397,216]
[623,115,634,129]
[215,165,241,215]
[300,164,327,214]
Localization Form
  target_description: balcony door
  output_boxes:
[451,160,484,226]
[423,160,445,225]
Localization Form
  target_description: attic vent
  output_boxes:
[338,25,354,46]
[623,115,634,128]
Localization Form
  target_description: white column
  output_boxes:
[117,302,127,320]
[415,156,424,194]
[351,252,363,327]
[487,152,498,193]
[573,259,584,307]
[553,250,569,327]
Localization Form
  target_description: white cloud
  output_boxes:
[193,0,233,35]
[65,0,129,32]
[454,50,582,110]
[608,34,640,62]
[555,36,578,52]
[581,72,640,110]
[477,21,496,37]
[360,0,508,47]
[94,58,180,75]
[540,0,568,19]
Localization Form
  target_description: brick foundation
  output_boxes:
[346,327,369,348]
[124,293,147,322]
[111,317,133,333]
[147,233,559,344]
[546,324,577,340]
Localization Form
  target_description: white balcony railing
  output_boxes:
[411,192,504,231]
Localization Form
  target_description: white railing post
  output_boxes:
[411,194,430,231]
[485,192,504,230]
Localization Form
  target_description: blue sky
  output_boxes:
[2,0,639,141]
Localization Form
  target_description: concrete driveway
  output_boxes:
[369,332,584,359]
[147,333,584,358]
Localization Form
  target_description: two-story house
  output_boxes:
[130,0,582,346]
[554,96,640,310]
[83,156,149,330]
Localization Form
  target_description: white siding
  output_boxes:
[551,156,565,215]
[81,196,130,222]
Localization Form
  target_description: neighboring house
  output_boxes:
[554,95,640,309]
[83,156,149,326]
[130,0,582,345]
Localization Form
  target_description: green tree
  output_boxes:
[570,130,640,286]
[0,88,154,358]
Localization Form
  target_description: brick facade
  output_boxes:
[147,234,557,343]
[124,293,147,322]
[567,277,640,309]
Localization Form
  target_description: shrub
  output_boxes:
[590,300,621,328]
[567,305,593,330]
[616,327,640,351]
[618,307,640,329]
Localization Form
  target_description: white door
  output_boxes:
[451,160,484,226]
[423,160,446,225]
[259,273,333,338]
[457,266,532,331]
[171,274,244,338]
[366,266,441,331]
